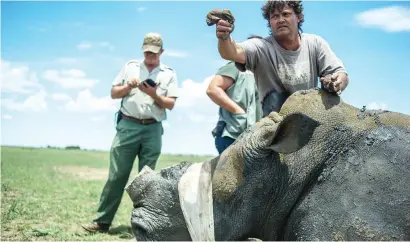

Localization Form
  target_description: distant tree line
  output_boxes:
[46,145,81,150]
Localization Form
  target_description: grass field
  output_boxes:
[1,146,213,241]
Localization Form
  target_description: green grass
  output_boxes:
[1,146,213,241]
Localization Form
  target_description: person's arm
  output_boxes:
[216,20,245,63]
[111,85,132,99]
[316,36,349,94]
[320,72,349,95]
[110,62,139,99]
[216,20,263,73]
[152,95,176,110]
[206,74,245,114]
[138,84,177,110]
[218,36,247,64]
[334,72,349,93]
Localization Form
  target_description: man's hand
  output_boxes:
[216,20,234,40]
[320,72,348,95]
[111,79,139,99]
[330,72,348,95]
[138,82,158,98]
[206,9,235,40]
[233,107,246,114]
[320,74,333,92]
[127,78,140,89]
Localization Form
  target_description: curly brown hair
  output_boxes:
[261,0,305,34]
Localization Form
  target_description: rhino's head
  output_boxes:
[127,88,410,241]
[125,162,193,241]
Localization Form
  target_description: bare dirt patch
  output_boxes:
[53,165,108,181]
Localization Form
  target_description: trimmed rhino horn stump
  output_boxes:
[125,165,154,203]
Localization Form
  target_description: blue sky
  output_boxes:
[1,1,410,156]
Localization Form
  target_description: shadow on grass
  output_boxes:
[108,225,134,239]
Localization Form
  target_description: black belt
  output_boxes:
[121,113,157,125]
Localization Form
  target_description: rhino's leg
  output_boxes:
[283,126,410,241]
[126,162,193,241]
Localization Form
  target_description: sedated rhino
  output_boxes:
[125,88,410,241]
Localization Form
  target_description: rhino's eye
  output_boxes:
[133,199,143,209]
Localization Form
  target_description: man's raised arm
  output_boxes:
[206,9,246,64]
[216,20,246,64]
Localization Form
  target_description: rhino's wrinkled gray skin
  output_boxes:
[128,88,410,241]
[284,125,410,241]
[127,162,193,241]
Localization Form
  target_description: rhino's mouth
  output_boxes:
[132,217,150,234]
[131,202,157,234]
[127,163,194,241]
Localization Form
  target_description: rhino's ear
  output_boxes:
[268,113,320,154]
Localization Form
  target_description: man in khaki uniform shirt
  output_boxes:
[82,32,179,233]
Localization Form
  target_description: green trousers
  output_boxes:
[94,118,163,224]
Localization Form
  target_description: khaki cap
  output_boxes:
[142,32,163,53]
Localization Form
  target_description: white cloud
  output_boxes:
[51,93,72,102]
[159,76,223,155]
[0,60,43,94]
[76,41,115,51]
[176,76,214,108]
[367,102,388,111]
[99,42,115,51]
[163,50,189,58]
[162,121,170,127]
[65,89,119,113]
[1,90,47,112]
[76,41,92,50]
[137,7,146,12]
[2,114,12,119]
[175,76,219,124]
[355,6,410,32]
[187,114,218,123]
[42,69,99,89]
[91,116,106,122]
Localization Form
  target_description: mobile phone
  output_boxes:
[143,78,156,87]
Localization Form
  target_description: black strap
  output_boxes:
[114,81,126,125]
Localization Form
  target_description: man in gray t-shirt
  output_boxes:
[209,0,349,117]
